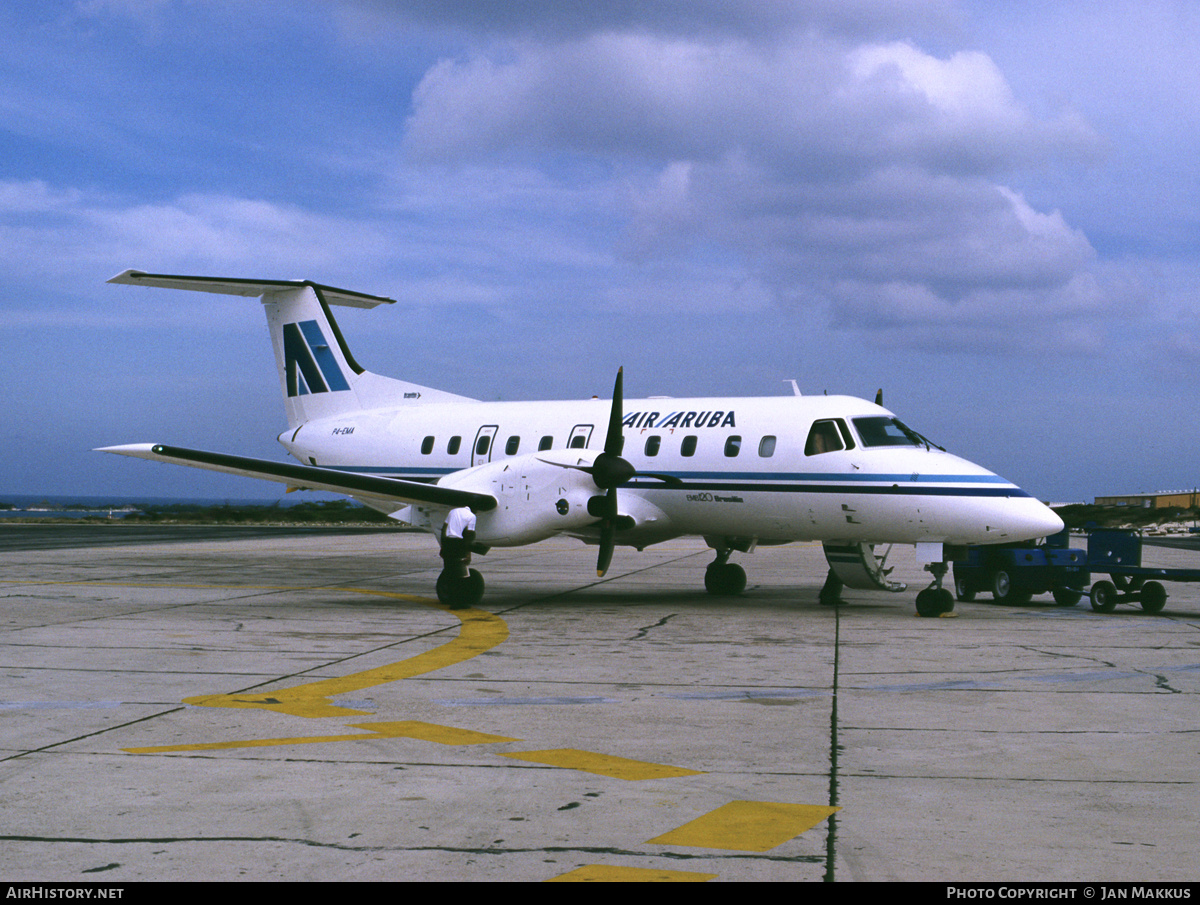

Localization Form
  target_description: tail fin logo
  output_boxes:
[283,321,351,397]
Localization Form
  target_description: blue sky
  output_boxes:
[2,1,1197,503]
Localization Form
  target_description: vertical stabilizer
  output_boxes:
[108,270,475,430]
[263,285,367,426]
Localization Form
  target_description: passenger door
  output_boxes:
[472,425,499,466]
[568,424,594,449]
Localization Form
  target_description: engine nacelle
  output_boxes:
[437,450,606,546]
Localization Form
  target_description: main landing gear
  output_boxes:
[915,560,955,617]
[436,567,485,610]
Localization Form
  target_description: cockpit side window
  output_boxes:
[805,420,846,456]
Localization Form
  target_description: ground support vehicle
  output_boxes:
[1082,528,1200,614]
[953,528,1200,614]
[951,530,1090,607]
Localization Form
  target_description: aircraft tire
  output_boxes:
[916,587,954,617]
[463,569,485,608]
[705,563,746,596]
[437,569,485,609]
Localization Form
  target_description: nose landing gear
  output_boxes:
[915,560,955,617]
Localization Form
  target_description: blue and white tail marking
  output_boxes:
[283,320,351,396]
[106,270,476,430]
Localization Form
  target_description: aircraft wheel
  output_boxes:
[705,563,747,596]
[939,588,955,613]
[1090,580,1118,613]
[436,572,452,605]
[1139,580,1166,614]
[437,569,485,609]
[916,588,954,617]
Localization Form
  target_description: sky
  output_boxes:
[2,0,1198,504]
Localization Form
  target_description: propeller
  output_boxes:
[593,368,630,577]
[539,368,679,576]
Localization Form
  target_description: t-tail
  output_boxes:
[108,271,474,428]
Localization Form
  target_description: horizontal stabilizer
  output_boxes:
[97,443,496,512]
[108,270,395,309]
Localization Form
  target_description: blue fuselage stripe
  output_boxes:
[328,466,1028,498]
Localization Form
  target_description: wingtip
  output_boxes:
[94,443,161,458]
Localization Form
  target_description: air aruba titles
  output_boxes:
[622,410,736,430]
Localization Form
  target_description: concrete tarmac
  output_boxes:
[1,525,1197,882]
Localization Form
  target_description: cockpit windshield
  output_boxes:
[851,416,942,450]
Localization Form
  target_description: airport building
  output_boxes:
[1094,490,1200,508]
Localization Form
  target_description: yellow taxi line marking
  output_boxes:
[182,599,507,718]
[498,748,703,780]
[53,582,514,718]
[28,580,509,719]
[648,800,840,852]
[123,720,518,754]
[547,865,717,882]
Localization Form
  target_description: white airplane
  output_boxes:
[99,270,1063,615]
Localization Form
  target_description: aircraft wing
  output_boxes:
[97,444,497,512]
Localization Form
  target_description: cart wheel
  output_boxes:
[954,574,976,602]
[1090,580,1117,613]
[991,569,1032,605]
[1052,588,1082,607]
[1139,580,1166,615]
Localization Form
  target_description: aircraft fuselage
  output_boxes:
[279,393,1060,550]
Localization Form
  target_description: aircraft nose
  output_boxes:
[1009,497,1064,540]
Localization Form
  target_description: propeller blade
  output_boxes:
[597,522,615,576]
[596,487,618,576]
[604,367,625,455]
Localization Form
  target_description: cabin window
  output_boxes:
[569,435,587,449]
[724,436,742,457]
[538,436,554,451]
[681,435,698,457]
[805,420,846,456]
[758,435,777,458]
[475,435,491,457]
[447,436,462,455]
[505,436,521,456]
[645,436,661,457]
[421,436,435,455]
[851,416,925,448]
